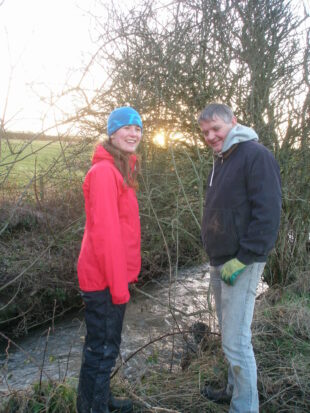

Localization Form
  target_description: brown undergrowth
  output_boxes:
[253,278,310,412]
[113,282,310,412]
[0,187,84,337]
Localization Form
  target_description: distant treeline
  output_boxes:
[3,130,80,142]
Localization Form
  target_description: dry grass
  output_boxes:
[111,335,229,413]
[253,283,310,412]
[112,280,310,413]
[0,189,84,336]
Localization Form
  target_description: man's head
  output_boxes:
[198,103,237,153]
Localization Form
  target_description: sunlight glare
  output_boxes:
[153,132,166,147]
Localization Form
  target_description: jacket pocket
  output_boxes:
[201,208,239,259]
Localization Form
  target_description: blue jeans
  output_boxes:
[77,288,126,413]
[210,262,265,413]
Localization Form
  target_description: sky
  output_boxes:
[0,0,309,134]
[0,0,99,133]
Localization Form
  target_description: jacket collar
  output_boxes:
[92,145,137,172]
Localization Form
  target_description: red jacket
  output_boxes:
[77,145,141,304]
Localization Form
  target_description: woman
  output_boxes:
[77,107,143,413]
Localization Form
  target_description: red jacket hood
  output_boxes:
[92,145,137,170]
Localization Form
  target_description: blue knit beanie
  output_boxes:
[107,106,143,137]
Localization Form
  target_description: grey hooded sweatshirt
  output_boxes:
[209,124,258,187]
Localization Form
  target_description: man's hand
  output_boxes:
[221,258,246,286]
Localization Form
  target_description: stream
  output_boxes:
[0,263,266,395]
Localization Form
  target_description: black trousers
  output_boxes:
[77,288,126,413]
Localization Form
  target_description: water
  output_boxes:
[0,263,266,394]
[0,264,212,394]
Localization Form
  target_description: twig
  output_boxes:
[63,341,74,382]
[0,331,53,382]
[111,330,188,378]
[132,285,211,317]
[169,146,201,230]
[0,217,82,292]
[39,327,51,392]
[260,384,297,407]
[52,299,56,334]
[126,385,181,412]
[111,328,219,378]
[2,339,12,393]
[0,279,22,312]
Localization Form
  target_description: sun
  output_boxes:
[153,132,166,147]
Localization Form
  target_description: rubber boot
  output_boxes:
[108,394,133,413]
[201,384,233,404]
[76,383,90,413]
[91,407,110,413]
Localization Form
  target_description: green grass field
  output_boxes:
[1,139,63,180]
[0,139,88,188]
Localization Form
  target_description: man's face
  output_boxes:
[199,115,237,153]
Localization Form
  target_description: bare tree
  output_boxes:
[81,0,310,285]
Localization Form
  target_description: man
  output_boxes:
[198,103,281,413]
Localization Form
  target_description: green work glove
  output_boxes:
[221,258,246,286]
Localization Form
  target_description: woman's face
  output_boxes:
[110,125,142,153]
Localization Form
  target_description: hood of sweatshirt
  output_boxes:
[208,124,259,187]
[220,124,259,154]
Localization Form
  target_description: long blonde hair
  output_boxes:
[102,140,140,190]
